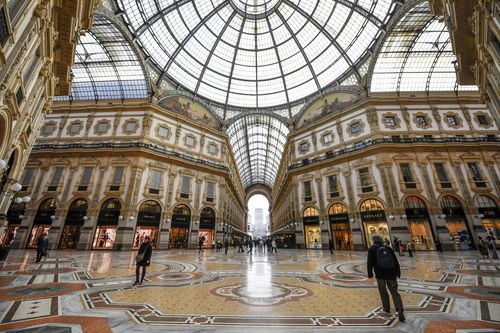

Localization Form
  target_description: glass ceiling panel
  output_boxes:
[227,114,289,188]
[370,3,477,93]
[55,15,149,101]
[116,0,395,109]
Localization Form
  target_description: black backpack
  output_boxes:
[376,246,396,270]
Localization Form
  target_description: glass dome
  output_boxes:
[116,0,396,109]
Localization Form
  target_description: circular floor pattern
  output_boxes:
[447,285,500,303]
[158,273,195,280]
[0,283,87,300]
[13,268,76,275]
[211,282,312,306]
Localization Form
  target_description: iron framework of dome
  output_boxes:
[115,0,397,110]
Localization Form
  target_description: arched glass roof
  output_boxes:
[56,15,149,102]
[116,0,396,109]
[227,114,289,188]
[370,2,477,93]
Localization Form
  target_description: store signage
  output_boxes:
[329,213,349,223]
[303,216,319,224]
[360,210,386,222]
[405,208,428,221]
[171,214,191,227]
[479,207,500,219]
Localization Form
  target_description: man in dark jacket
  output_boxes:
[134,236,153,285]
[367,234,405,322]
[36,232,49,263]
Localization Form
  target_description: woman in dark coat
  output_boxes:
[134,236,153,285]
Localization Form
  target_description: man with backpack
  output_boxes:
[367,234,405,322]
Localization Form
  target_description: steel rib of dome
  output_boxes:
[116,0,397,109]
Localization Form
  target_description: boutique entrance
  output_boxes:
[328,203,352,250]
[198,207,215,248]
[360,199,390,247]
[303,207,321,249]
[133,200,161,249]
[476,195,500,240]
[1,202,25,246]
[441,195,475,250]
[28,198,56,248]
[404,196,435,250]
[169,204,191,249]
[59,198,88,249]
[92,198,121,250]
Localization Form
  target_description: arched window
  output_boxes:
[328,203,348,215]
[440,195,462,208]
[65,198,88,225]
[137,200,161,226]
[101,198,121,210]
[403,196,427,209]
[39,198,57,210]
[360,199,384,211]
[69,198,89,210]
[303,207,319,217]
[98,198,121,225]
[476,195,497,208]
[200,207,215,219]
[173,204,191,216]
[139,200,161,213]
[34,198,57,225]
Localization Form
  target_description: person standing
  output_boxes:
[216,239,222,252]
[407,241,414,258]
[238,239,244,253]
[478,236,489,259]
[211,240,215,250]
[134,235,153,285]
[271,239,277,253]
[224,239,229,255]
[36,232,49,263]
[247,239,253,255]
[435,238,443,253]
[198,236,205,254]
[328,238,334,254]
[487,236,498,259]
[367,234,405,322]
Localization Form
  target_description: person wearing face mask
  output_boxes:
[134,236,153,285]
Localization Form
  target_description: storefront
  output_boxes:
[328,203,352,250]
[360,199,390,247]
[59,199,88,249]
[1,202,25,246]
[303,207,321,249]
[133,200,161,249]
[476,195,500,239]
[274,233,296,248]
[27,198,57,248]
[169,204,191,249]
[92,198,120,250]
[441,195,475,250]
[198,207,215,248]
[403,196,435,251]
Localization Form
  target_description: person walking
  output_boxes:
[407,241,414,258]
[487,236,498,259]
[198,236,205,254]
[247,239,253,255]
[238,239,244,253]
[211,240,215,250]
[134,235,153,285]
[271,239,277,253]
[216,239,222,252]
[36,232,49,263]
[328,238,334,254]
[224,239,229,255]
[367,234,405,322]
[435,238,443,253]
[478,236,489,259]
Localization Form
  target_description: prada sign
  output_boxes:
[171,214,191,227]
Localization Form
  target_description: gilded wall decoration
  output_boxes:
[158,95,219,130]
[297,91,359,128]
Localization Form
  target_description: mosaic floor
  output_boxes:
[0,248,498,333]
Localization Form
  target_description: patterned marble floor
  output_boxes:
[0,248,498,333]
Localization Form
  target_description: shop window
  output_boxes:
[400,163,416,189]
[328,175,339,198]
[149,170,162,194]
[434,163,452,188]
[110,166,124,191]
[303,181,312,201]
[359,167,373,193]
[48,167,64,191]
[78,167,92,191]
[206,181,215,202]
[468,162,486,188]
[181,176,191,198]
[477,114,489,126]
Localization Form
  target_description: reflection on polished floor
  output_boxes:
[0,248,499,333]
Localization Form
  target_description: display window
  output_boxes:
[198,229,214,249]
[408,222,434,250]
[305,224,322,249]
[168,227,189,249]
[59,225,81,249]
[0,225,19,246]
[27,226,51,248]
[92,226,117,249]
[363,221,390,246]
[331,223,353,250]
[133,227,158,249]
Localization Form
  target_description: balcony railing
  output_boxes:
[289,136,499,170]
[32,142,230,172]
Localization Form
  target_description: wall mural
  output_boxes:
[297,91,360,128]
[158,96,219,130]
